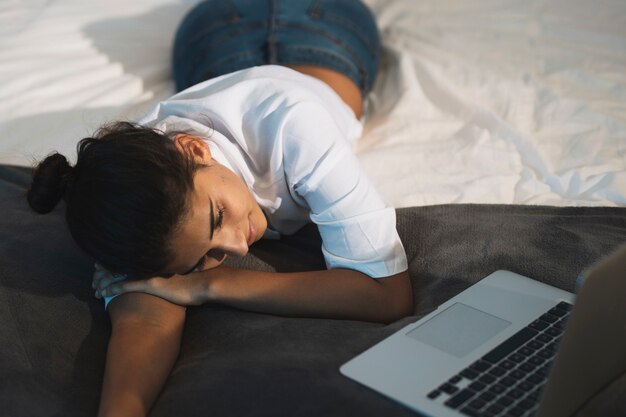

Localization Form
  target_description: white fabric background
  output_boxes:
[1,0,625,206]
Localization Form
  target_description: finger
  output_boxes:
[92,269,108,289]
[93,267,116,290]
[110,272,128,284]
[98,285,120,298]
[97,272,128,292]
[100,280,146,297]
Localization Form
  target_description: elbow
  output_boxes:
[398,292,415,319]
[381,293,414,324]
[377,270,414,324]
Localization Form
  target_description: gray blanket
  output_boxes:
[1,164,625,417]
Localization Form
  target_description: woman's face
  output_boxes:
[166,135,267,275]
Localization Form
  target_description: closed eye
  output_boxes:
[181,205,225,276]
[216,206,225,229]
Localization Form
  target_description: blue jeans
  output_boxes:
[173,0,381,96]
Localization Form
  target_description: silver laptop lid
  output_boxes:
[536,244,626,417]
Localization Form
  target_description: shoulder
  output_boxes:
[140,65,356,123]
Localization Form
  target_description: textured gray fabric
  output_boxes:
[1,164,625,417]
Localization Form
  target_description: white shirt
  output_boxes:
[105,65,407,309]
[138,65,407,278]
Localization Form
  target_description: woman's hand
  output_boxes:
[92,263,210,306]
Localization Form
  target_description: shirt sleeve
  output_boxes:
[104,295,117,310]
[282,102,408,278]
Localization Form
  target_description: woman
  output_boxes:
[27,1,412,416]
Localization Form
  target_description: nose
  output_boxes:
[217,228,248,257]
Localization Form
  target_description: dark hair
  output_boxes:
[27,121,202,278]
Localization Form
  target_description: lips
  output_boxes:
[247,216,256,247]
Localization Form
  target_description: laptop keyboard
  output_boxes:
[426,301,573,417]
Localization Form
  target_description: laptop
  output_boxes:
[341,245,626,417]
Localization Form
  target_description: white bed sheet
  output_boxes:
[1,0,625,207]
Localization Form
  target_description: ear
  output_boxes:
[174,134,212,164]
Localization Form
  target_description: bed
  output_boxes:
[1,0,625,416]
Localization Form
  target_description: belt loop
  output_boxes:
[226,0,241,23]
[307,0,322,19]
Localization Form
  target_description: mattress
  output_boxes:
[1,0,625,207]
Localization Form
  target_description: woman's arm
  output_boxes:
[204,267,413,323]
[99,267,413,324]
[98,292,186,417]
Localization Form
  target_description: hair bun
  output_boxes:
[27,153,74,214]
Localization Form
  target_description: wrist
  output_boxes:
[194,266,227,304]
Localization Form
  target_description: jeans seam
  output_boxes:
[282,46,358,69]
[186,21,267,50]
[277,21,369,90]
[305,0,379,57]
[317,13,379,58]
[180,22,268,83]
[197,50,264,80]
[279,45,365,93]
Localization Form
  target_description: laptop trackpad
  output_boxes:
[407,303,511,358]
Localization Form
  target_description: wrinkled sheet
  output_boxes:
[1,0,625,206]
